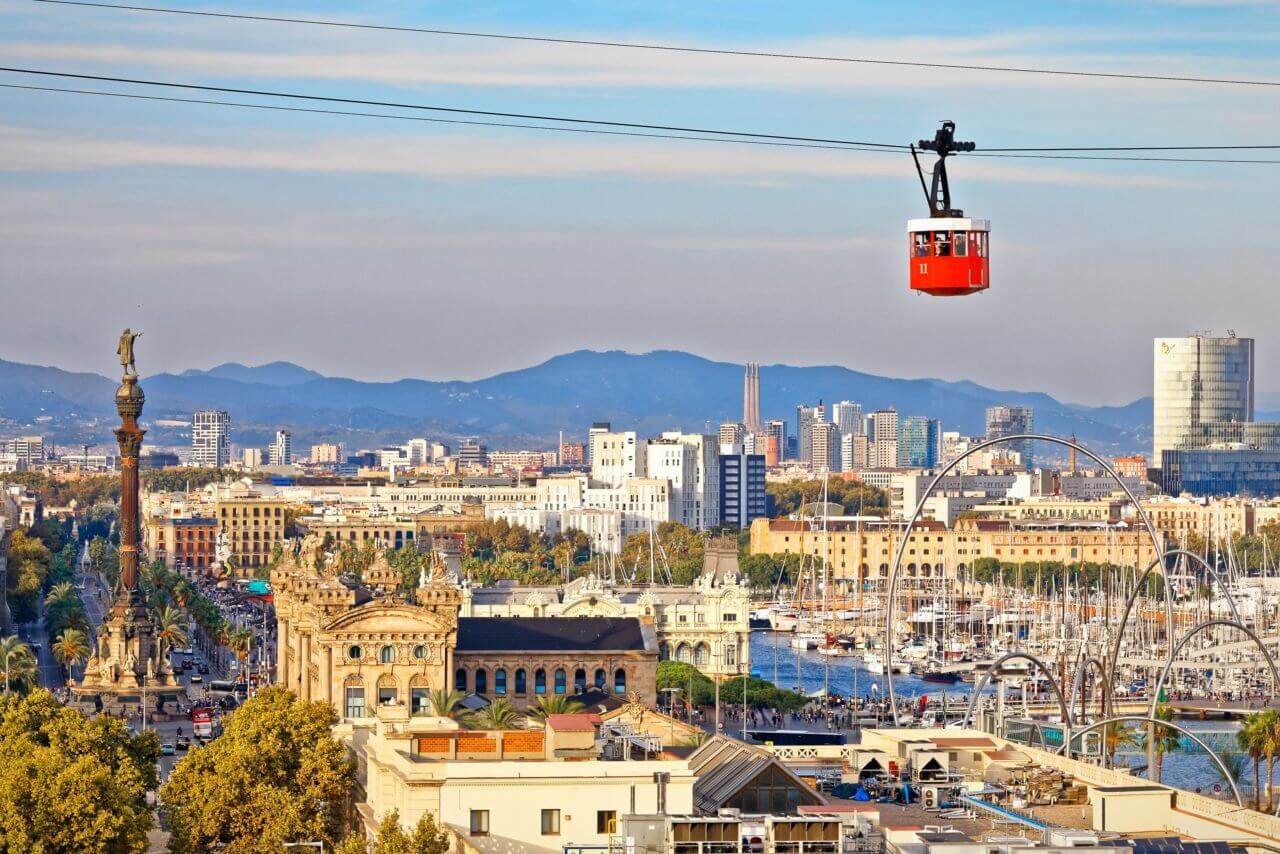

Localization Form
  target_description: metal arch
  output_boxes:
[1070,656,1108,720]
[1105,554,1178,716]
[885,433,1164,723]
[1149,618,1280,720]
[1057,715,1243,808]
[1107,549,1245,716]
[961,651,1076,730]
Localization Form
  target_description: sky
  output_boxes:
[2,0,1278,406]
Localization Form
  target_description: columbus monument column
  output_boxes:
[76,330,177,702]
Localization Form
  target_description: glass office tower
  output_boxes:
[1153,335,1254,465]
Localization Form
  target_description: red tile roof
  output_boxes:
[545,713,602,732]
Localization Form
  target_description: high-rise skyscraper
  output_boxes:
[269,430,292,466]
[742,362,761,435]
[832,401,862,435]
[810,421,840,473]
[985,405,1034,470]
[1153,334,1254,464]
[766,420,788,462]
[796,404,818,466]
[868,407,899,468]
[191,410,230,468]
[897,417,941,468]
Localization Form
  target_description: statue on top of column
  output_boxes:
[118,329,142,376]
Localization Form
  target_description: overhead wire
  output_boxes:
[0,82,902,154]
[31,0,1280,90]
[0,67,911,150]
[5,81,1277,164]
[2,67,1279,161]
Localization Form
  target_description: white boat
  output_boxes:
[769,609,799,633]
[791,631,821,650]
[864,652,910,674]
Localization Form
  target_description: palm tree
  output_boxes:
[1104,720,1141,768]
[228,628,254,673]
[1145,705,1183,784]
[44,581,77,610]
[1240,712,1267,810]
[153,605,189,661]
[427,688,475,725]
[476,699,523,730]
[0,635,36,694]
[527,694,586,723]
[1259,708,1280,812]
[51,628,90,682]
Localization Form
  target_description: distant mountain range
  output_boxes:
[0,349,1168,455]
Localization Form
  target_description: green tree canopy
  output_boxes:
[656,660,716,707]
[160,686,354,854]
[766,479,888,519]
[334,809,451,854]
[0,689,158,852]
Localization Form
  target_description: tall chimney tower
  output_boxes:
[743,362,761,435]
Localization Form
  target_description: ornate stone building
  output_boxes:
[272,540,658,721]
[459,541,753,679]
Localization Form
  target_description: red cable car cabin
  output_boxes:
[907,217,989,297]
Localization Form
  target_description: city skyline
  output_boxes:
[4,2,1279,403]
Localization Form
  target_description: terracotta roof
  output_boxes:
[545,713,602,732]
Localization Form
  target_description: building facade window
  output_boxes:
[515,668,527,695]
[535,669,547,695]
[455,668,467,692]
[412,644,427,660]
[541,809,560,835]
[597,811,618,834]
[475,668,488,695]
[470,810,489,836]
[380,645,395,664]
[554,668,566,695]
[594,668,606,689]
[494,668,507,695]
[614,668,627,694]
[344,686,365,719]
[347,645,362,661]
[574,668,587,693]
[411,687,429,716]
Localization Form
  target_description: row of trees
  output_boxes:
[767,479,888,519]
[967,558,1165,594]
[657,661,808,713]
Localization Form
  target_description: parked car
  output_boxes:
[161,742,176,756]
[190,674,203,683]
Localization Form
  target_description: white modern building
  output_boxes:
[1152,334,1255,464]
[269,430,292,466]
[191,410,230,468]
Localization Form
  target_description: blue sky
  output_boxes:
[2,0,1278,405]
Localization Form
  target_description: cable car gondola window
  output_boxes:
[953,232,967,257]
[913,233,930,257]
[933,231,951,256]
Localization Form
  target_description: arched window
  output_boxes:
[693,643,710,668]
[574,668,587,693]
[515,668,527,695]
[455,668,467,692]
[535,669,547,695]
[554,668,566,695]
[594,668,606,689]
[475,668,488,695]
[380,645,395,664]
[494,668,507,696]
[613,668,627,695]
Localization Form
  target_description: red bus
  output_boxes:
[191,707,214,739]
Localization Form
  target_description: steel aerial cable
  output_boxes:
[31,0,1280,90]
[4,83,1279,165]
[0,66,911,150]
[3,68,1279,162]
[0,83,907,154]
